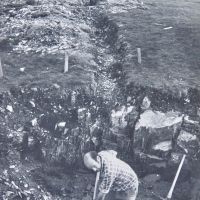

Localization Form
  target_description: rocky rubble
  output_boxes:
[0,0,95,54]
[0,82,198,199]
[0,86,100,199]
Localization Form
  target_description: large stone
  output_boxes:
[177,130,199,155]
[136,110,183,130]
[152,140,172,154]
[134,110,183,152]
[110,105,135,135]
[178,130,197,143]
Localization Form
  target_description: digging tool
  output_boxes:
[142,149,187,200]
[93,171,100,200]
[92,151,117,200]
[166,154,186,200]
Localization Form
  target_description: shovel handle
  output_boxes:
[166,154,186,199]
[93,171,100,200]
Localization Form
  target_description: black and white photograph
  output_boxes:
[0,0,200,199]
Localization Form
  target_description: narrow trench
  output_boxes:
[80,7,200,200]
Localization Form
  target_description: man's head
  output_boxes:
[83,151,101,172]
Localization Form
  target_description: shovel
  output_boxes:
[166,154,186,200]
[93,171,100,200]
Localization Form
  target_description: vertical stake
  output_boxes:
[137,48,142,64]
[0,58,3,78]
[64,52,68,73]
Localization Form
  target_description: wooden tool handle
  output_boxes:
[93,171,100,200]
[166,154,186,199]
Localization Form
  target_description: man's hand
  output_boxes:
[96,191,107,200]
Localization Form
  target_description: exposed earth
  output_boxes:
[0,0,200,200]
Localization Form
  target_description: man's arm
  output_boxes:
[97,153,117,199]
[98,167,114,196]
[96,165,116,200]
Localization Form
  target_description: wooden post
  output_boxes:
[0,58,3,78]
[64,52,68,73]
[137,48,142,64]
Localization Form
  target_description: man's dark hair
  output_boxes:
[88,151,98,161]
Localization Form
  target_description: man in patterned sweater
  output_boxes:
[84,151,138,200]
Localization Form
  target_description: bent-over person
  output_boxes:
[84,151,138,200]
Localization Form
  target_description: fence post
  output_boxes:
[137,48,142,64]
[0,58,3,78]
[64,52,69,73]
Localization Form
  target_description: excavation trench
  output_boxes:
[0,1,200,200]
